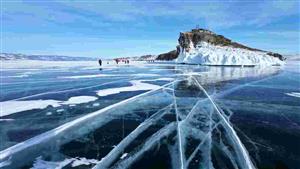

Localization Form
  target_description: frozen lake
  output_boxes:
[0,60,299,169]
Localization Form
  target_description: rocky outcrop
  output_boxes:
[156,46,180,60]
[156,28,285,65]
[178,28,283,60]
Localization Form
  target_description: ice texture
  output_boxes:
[1,75,257,169]
[1,65,282,169]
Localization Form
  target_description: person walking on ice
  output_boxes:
[98,59,102,66]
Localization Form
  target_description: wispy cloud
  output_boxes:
[2,0,299,56]
[3,0,299,29]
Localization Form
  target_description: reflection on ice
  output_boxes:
[178,65,280,84]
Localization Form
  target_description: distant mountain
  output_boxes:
[157,28,285,66]
[114,54,157,61]
[0,53,97,61]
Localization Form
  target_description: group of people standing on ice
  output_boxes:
[98,58,130,66]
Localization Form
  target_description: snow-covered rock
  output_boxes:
[158,28,285,66]
[176,42,284,66]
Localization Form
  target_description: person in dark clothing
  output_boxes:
[98,59,102,66]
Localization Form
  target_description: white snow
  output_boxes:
[45,112,52,116]
[97,80,160,96]
[286,92,300,98]
[93,103,100,107]
[0,96,98,117]
[176,42,284,66]
[56,109,64,113]
[120,153,128,159]
[0,100,61,117]
[62,96,98,105]
[71,158,98,167]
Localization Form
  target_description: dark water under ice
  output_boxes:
[0,61,299,169]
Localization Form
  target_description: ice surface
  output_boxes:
[1,60,147,69]
[0,83,172,168]
[176,42,284,66]
[0,74,261,169]
[1,61,297,169]
[93,76,257,169]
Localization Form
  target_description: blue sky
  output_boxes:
[2,0,300,58]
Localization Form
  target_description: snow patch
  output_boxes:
[56,109,64,113]
[97,80,160,96]
[93,103,100,107]
[62,96,98,105]
[0,100,60,117]
[45,112,52,116]
[71,157,98,167]
[286,92,300,98]
[0,96,98,117]
[120,153,128,159]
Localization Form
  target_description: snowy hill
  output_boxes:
[0,53,97,61]
[157,28,285,66]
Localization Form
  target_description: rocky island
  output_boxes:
[157,28,285,66]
